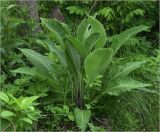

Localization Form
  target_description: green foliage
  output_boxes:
[98,7,116,20]
[46,105,74,122]
[66,6,88,16]
[15,16,151,102]
[74,108,91,131]
[1,1,159,131]
[0,92,41,131]
[12,15,153,130]
[103,77,151,96]
[109,25,149,55]
[88,123,105,132]
[84,48,113,84]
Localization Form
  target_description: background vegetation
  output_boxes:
[0,0,159,131]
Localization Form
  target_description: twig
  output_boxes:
[73,17,78,33]
[11,122,16,132]
[88,0,98,15]
[92,116,103,124]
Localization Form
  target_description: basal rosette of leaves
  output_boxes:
[12,16,155,131]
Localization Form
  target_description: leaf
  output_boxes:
[126,9,145,22]
[11,67,59,87]
[110,61,146,81]
[0,92,9,104]
[50,106,64,114]
[88,16,107,48]
[63,105,69,114]
[98,7,115,20]
[36,39,47,48]
[8,94,21,108]
[7,4,18,10]
[20,118,32,124]
[84,48,113,83]
[20,48,57,79]
[20,96,39,109]
[88,123,105,132]
[111,25,149,55]
[0,74,6,85]
[136,88,160,95]
[74,108,91,131]
[0,111,15,118]
[84,33,100,54]
[42,39,67,67]
[68,112,74,121]
[76,18,90,42]
[11,67,36,76]
[41,18,65,49]
[103,77,151,96]
[67,35,87,57]
[66,6,88,16]
[65,41,81,76]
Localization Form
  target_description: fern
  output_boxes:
[66,6,88,16]
[97,7,116,20]
[125,9,145,23]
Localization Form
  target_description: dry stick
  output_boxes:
[93,116,111,130]
[88,0,98,15]
[92,116,102,124]
[11,122,16,132]
[73,0,97,33]
[73,18,77,33]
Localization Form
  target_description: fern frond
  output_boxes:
[97,7,115,20]
[66,6,88,16]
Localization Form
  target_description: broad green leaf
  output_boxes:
[88,16,106,48]
[74,108,91,131]
[37,39,67,67]
[12,67,60,89]
[84,48,113,83]
[46,40,67,66]
[103,77,151,96]
[65,41,81,76]
[67,35,87,57]
[42,18,70,35]
[50,106,65,114]
[76,18,90,42]
[41,17,66,35]
[7,4,18,10]
[36,39,47,48]
[8,94,21,108]
[41,18,65,49]
[63,105,69,114]
[20,96,39,109]
[11,67,59,87]
[0,92,9,103]
[20,48,57,79]
[111,25,149,55]
[110,61,146,81]
[20,118,32,124]
[84,33,100,54]
[68,112,74,121]
[11,67,36,76]
[88,123,105,132]
[0,111,15,118]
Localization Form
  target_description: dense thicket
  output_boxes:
[0,0,159,131]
